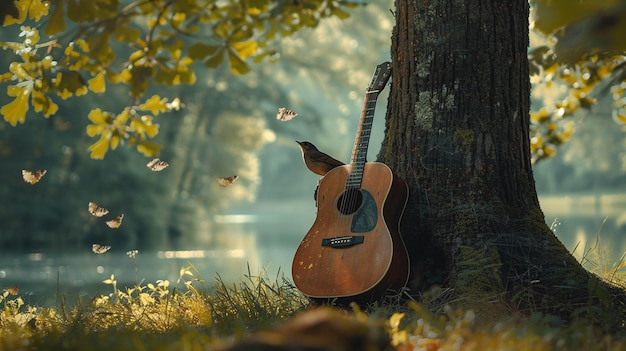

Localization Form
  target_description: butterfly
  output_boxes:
[166,97,184,111]
[88,202,109,217]
[147,158,169,171]
[106,214,124,228]
[22,169,47,184]
[92,243,111,254]
[217,175,239,187]
[276,107,298,121]
[5,286,19,295]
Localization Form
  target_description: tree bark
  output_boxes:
[379,0,625,324]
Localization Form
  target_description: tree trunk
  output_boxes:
[379,0,625,324]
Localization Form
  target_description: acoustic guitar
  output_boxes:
[292,62,410,302]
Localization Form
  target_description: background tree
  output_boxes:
[528,0,626,163]
[378,0,625,326]
[0,0,363,251]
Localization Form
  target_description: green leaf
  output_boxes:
[330,6,350,19]
[204,49,225,68]
[533,0,622,35]
[44,0,66,36]
[188,42,221,60]
[66,0,80,21]
[227,49,250,74]
[55,70,87,99]
[32,90,58,117]
[114,24,140,42]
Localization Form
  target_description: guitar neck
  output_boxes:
[345,61,391,189]
[347,91,379,189]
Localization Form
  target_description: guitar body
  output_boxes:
[292,162,410,302]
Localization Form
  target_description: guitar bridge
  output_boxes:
[321,236,364,248]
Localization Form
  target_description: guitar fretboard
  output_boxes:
[346,92,379,189]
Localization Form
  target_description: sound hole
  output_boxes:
[336,188,363,215]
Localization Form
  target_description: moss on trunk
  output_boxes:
[378,0,626,328]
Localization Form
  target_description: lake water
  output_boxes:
[1,195,625,307]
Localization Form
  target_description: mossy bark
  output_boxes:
[378,0,625,326]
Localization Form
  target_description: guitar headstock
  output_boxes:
[366,61,392,93]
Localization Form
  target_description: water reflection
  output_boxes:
[0,199,313,307]
[1,195,624,306]
[540,193,626,263]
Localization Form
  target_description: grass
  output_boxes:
[0,264,309,350]
[2,223,626,351]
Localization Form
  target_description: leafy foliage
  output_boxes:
[0,0,357,158]
[529,1,626,163]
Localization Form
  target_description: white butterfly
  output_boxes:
[276,107,298,121]
[147,158,169,171]
[106,214,124,229]
[92,244,111,254]
[88,202,109,217]
[217,175,239,187]
[22,169,47,184]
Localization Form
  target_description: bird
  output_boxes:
[296,141,345,176]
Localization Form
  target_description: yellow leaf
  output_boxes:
[230,41,258,60]
[136,140,161,157]
[88,133,111,159]
[388,312,405,330]
[86,124,105,137]
[113,108,131,126]
[4,0,28,25]
[27,0,50,21]
[129,50,145,63]
[9,62,30,80]
[530,107,551,123]
[597,64,613,79]
[75,39,89,53]
[1,85,30,126]
[0,72,13,82]
[544,145,556,157]
[75,85,88,96]
[110,133,120,150]
[88,108,110,124]
[613,108,626,124]
[139,95,167,115]
[88,71,106,93]
[390,330,408,347]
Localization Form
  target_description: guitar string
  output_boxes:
[344,93,377,224]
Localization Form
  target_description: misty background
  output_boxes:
[0,1,624,306]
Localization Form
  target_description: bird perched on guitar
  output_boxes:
[296,141,345,176]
